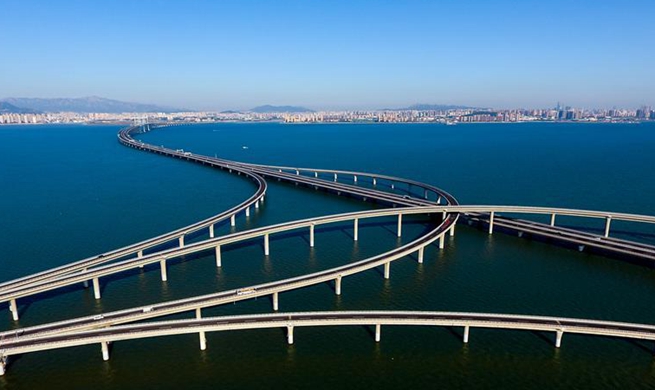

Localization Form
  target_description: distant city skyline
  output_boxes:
[1,0,653,110]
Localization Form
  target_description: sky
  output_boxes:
[1,0,653,111]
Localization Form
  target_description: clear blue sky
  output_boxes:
[1,0,653,110]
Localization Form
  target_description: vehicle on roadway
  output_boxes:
[236,288,256,296]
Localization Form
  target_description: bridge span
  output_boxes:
[3,310,655,375]
[2,122,655,376]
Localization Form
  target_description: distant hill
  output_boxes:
[1,96,188,113]
[0,101,40,114]
[384,104,482,111]
[249,105,314,113]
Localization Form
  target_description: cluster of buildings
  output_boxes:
[284,106,655,124]
[1,106,654,125]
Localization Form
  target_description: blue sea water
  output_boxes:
[1,122,655,389]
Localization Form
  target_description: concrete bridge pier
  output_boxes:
[354,218,359,241]
[314,171,318,178]
[335,275,342,295]
[449,223,456,237]
[354,175,357,183]
[9,299,18,321]
[384,262,390,279]
[178,235,185,248]
[373,177,377,186]
[209,224,215,238]
[93,278,101,299]
[391,182,395,189]
[264,234,270,256]
[160,259,168,282]
[555,330,564,348]
[605,216,612,238]
[463,325,470,343]
[231,215,236,227]
[196,308,207,350]
[246,207,250,218]
[83,268,89,288]
[424,189,429,199]
[310,224,315,247]
[397,214,403,237]
[488,212,495,234]
[287,325,294,345]
[375,324,381,342]
[334,173,338,182]
[101,341,110,361]
[138,250,144,269]
[273,292,279,311]
[436,196,442,205]
[439,234,445,249]
[215,246,222,267]
[418,247,424,263]
[0,357,5,376]
[550,213,556,226]
[255,199,259,209]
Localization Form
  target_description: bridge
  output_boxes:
[3,310,655,374]
[1,123,655,375]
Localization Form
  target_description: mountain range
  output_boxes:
[0,101,41,114]
[0,96,188,113]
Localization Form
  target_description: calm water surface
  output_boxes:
[1,122,655,389]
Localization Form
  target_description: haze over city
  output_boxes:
[1,0,654,111]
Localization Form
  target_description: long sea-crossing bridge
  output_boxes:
[2,123,655,375]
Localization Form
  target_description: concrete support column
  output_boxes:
[384,262,390,279]
[255,199,259,209]
[93,277,101,300]
[397,214,402,237]
[463,325,470,343]
[354,175,358,183]
[231,214,236,227]
[442,211,447,220]
[604,216,612,238]
[310,224,315,248]
[418,247,424,264]
[138,250,143,258]
[83,268,89,288]
[9,299,18,321]
[101,341,110,361]
[354,218,359,241]
[209,224,215,238]
[424,189,428,199]
[314,171,318,178]
[335,275,342,295]
[178,235,185,248]
[196,308,207,350]
[264,234,270,256]
[246,207,250,218]
[375,324,381,342]
[373,177,377,186]
[160,259,168,282]
[287,326,294,345]
[273,292,279,311]
[439,234,445,249]
[334,173,338,182]
[391,183,395,189]
[550,213,556,226]
[555,330,563,348]
[449,223,456,237]
[215,246,222,267]
[295,170,299,175]
[0,358,5,376]
[436,196,442,205]
[488,212,495,235]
